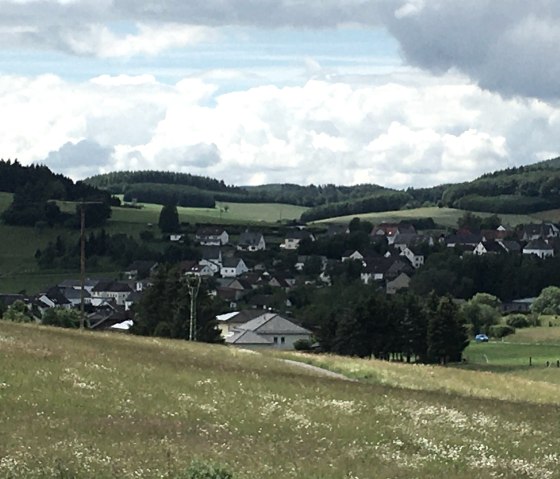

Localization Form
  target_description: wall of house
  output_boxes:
[259,333,311,349]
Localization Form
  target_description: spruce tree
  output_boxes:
[427,295,469,364]
[158,203,180,233]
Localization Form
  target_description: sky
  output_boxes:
[1,0,560,189]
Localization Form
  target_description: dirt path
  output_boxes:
[281,358,357,382]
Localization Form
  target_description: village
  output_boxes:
[2,216,559,349]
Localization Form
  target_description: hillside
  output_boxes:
[2,321,560,478]
[84,157,560,221]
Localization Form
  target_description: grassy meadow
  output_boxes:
[2,321,560,479]
[314,206,541,228]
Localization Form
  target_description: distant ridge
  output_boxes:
[84,157,560,220]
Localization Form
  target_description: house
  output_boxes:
[401,246,424,268]
[341,250,365,263]
[91,281,133,306]
[57,278,98,294]
[473,241,504,256]
[521,223,560,241]
[220,257,249,278]
[372,222,416,245]
[280,229,315,250]
[225,312,312,349]
[124,290,143,311]
[502,297,536,314]
[123,260,158,280]
[497,240,522,254]
[88,302,130,330]
[169,234,184,242]
[216,309,267,337]
[237,231,266,252]
[195,227,229,246]
[199,247,223,273]
[445,230,483,247]
[360,257,394,284]
[35,287,72,311]
[386,272,411,295]
[523,239,554,258]
[179,260,215,277]
[393,233,434,252]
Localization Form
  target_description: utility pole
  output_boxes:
[80,205,86,329]
[78,200,103,330]
[185,274,202,341]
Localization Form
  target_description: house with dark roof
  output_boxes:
[523,239,554,258]
[195,227,229,246]
[91,281,133,306]
[473,241,505,256]
[123,261,158,280]
[237,231,266,251]
[220,257,249,278]
[280,229,315,250]
[199,247,223,273]
[521,223,560,241]
[386,272,411,295]
[225,312,312,349]
[216,309,268,337]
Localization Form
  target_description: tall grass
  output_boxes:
[1,321,560,478]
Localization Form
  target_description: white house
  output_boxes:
[220,258,249,278]
[401,247,424,268]
[225,312,312,350]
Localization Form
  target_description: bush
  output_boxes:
[179,459,233,479]
[489,324,516,338]
[294,338,313,351]
[506,314,530,329]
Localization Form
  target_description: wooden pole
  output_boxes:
[80,205,85,330]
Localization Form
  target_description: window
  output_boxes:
[273,337,278,344]
[281,337,285,344]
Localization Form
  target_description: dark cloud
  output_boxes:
[156,143,222,168]
[44,139,113,176]
[381,1,560,100]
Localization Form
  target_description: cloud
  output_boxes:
[155,143,222,169]
[43,139,114,178]
[2,72,560,187]
[381,0,560,100]
[56,23,214,58]
[1,0,560,102]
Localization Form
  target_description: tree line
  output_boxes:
[0,160,113,228]
[291,282,469,364]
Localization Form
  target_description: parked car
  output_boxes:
[475,333,489,342]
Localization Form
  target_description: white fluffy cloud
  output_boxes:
[2,72,559,188]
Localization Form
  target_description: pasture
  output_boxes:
[314,206,541,228]
[1,321,560,479]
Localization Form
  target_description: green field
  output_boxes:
[2,321,560,479]
[315,206,541,228]
[109,201,308,227]
[0,195,307,293]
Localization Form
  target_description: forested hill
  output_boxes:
[439,156,560,214]
[0,160,113,227]
[84,157,560,220]
[84,170,392,208]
